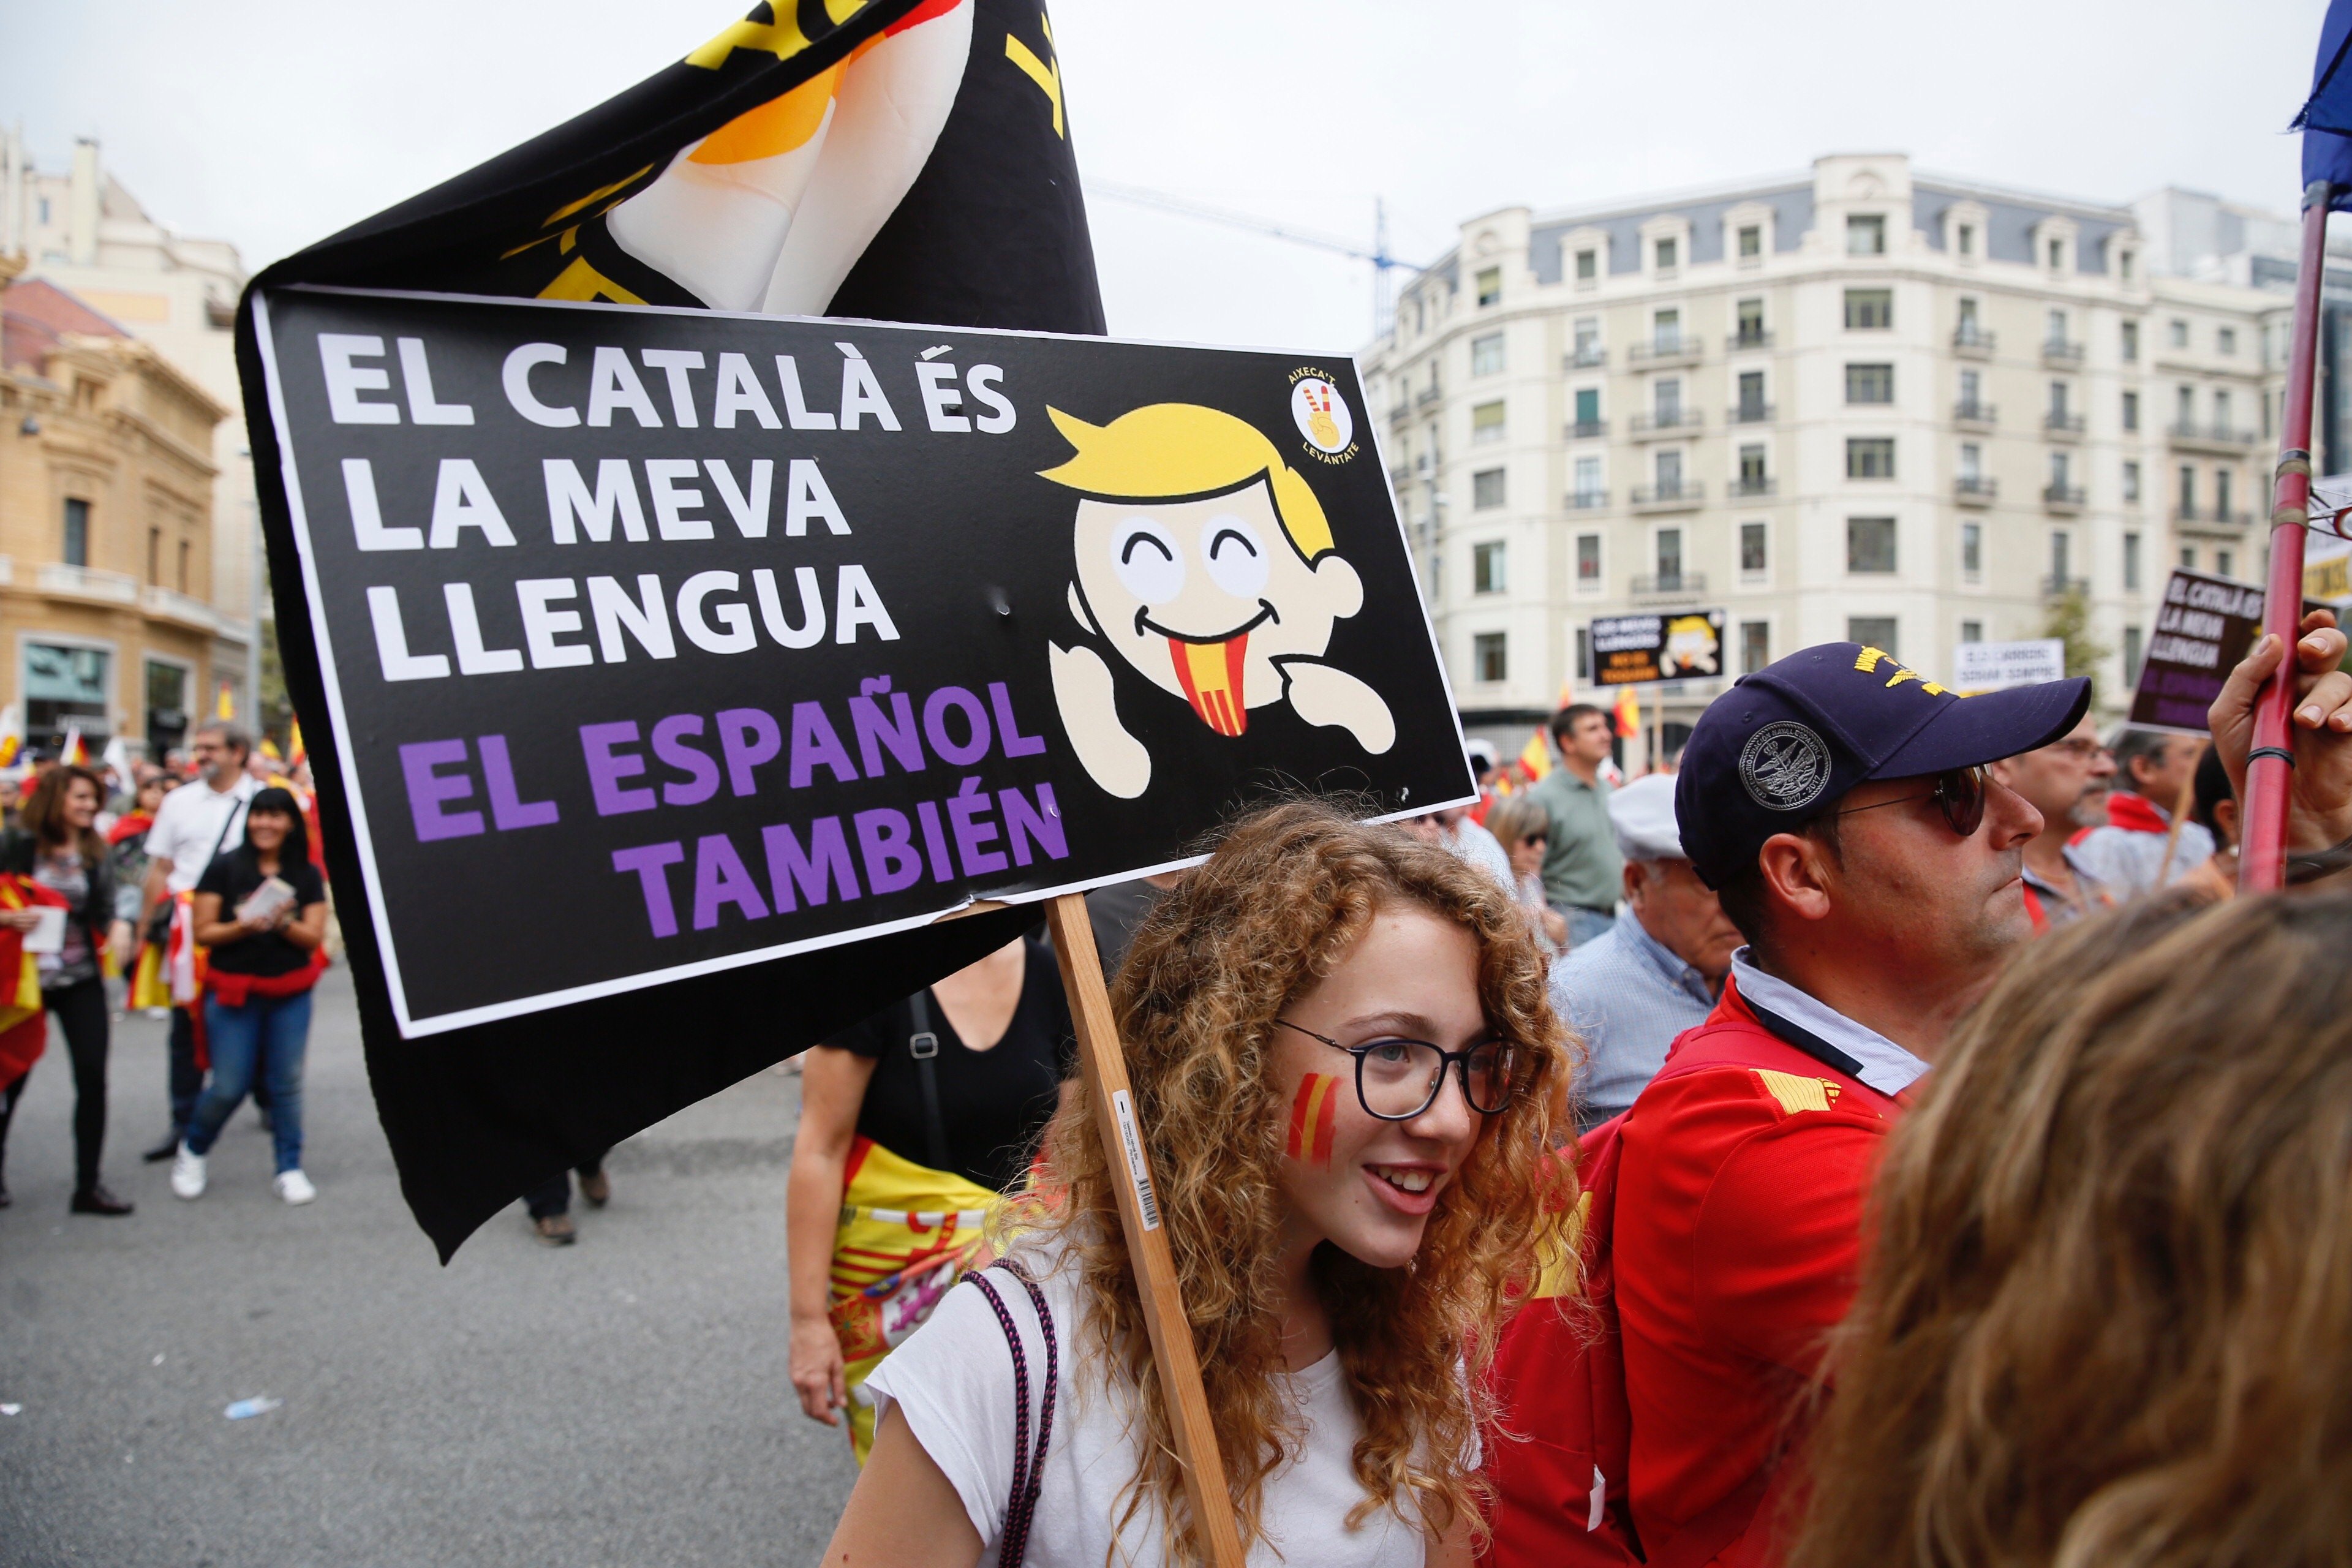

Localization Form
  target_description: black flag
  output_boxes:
[236,0,1104,1258]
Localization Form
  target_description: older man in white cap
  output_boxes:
[1547,774,1744,1129]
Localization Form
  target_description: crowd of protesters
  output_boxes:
[804,620,2352,1568]
[0,723,331,1216]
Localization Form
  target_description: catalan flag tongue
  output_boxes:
[1169,633,1251,737]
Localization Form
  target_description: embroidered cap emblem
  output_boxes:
[1739,720,1831,812]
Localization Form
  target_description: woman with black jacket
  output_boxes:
[0,764,131,1213]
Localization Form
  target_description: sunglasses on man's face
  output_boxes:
[1830,764,1989,839]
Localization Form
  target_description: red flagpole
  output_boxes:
[2242,182,2336,892]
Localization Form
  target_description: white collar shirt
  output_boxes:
[1729,948,1931,1099]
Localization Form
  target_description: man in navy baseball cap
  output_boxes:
[1599,639,2086,1563]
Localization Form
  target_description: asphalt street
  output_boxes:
[0,966,861,1567]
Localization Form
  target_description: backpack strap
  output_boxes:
[907,992,954,1174]
[966,1266,1058,1567]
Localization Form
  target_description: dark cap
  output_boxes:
[1675,642,2090,889]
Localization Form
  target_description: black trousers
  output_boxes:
[525,1153,608,1219]
[0,977,111,1192]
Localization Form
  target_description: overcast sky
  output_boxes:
[0,0,2329,353]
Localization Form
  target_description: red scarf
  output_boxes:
[107,811,154,846]
[205,949,328,1009]
[2103,791,2171,835]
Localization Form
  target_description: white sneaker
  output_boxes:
[170,1145,207,1200]
[274,1170,316,1206]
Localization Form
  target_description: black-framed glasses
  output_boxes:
[1831,764,1988,838]
[1273,1019,1520,1120]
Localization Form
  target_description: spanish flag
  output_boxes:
[1517,727,1551,783]
[1614,685,1642,745]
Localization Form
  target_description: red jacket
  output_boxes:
[1611,976,1906,1563]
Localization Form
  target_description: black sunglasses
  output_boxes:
[1273,1019,1520,1120]
[1830,764,1988,838]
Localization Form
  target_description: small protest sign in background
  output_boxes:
[1589,609,1725,685]
[1951,638,2065,692]
[2127,568,2326,734]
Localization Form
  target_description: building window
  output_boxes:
[2179,464,2196,514]
[2180,545,2196,569]
[1736,369,1766,421]
[2047,307,2068,347]
[1739,444,1767,491]
[1472,400,1506,445]
[1847,437,1896,479]
[2050,529,2073,585]
[1575,249,1597,283]
[176,540,189,592]
[144,659,189,755]
[1473,540,1507,594]
[2217,548,2235,579]
[1737,224,1762,259]
[1573,386,1602,434]
[1847,617,1898,657]
[1654,236,1678,272]
[1653,378,1683,422]
[1735,298,1765,346]
[1961,619,1983,644]
[1845,288,1893,330]
[62,498,90,567]
[146,527,162,585]
[1576,627,1592,679]
[2217,467,2234,520]
[1652,308,1681,352]
[1654,448,1684,494]
[2215,388,2234,432]
[1470,332,1504,377]
[2050,380,2071,420]
[2176,384,2195,426]
[1741,521,1768,576]
[2122,320,2139,361]
[1572,317,1600,361]
[1573,454,1603,503]
[2124,625,2145,685]
[1848,515,1898,573]
[1740,620,1770,674]
[2048,237,2065,271]
[23,643,110,740]
[2124,530,2143,590]
[1959,442,1983,481]
[1959,367,1983,412]
[1847,214,1886,255]
[1655,527,1684,582]
[1963,521,1983,580]
[2218,326,2237,356]
[2122,390,2139,431]
[1957,222,1977,257]
[1577,532,1602,587]
[2050,450,2073,490]
[2170,317,2188,349]
[1474,631,1508,683]
[2120,249,2136,282]
[1472,467,1506,509]
[1845,363,1893,404]
[1476,267,1502,307]
[2124,460,2142,501]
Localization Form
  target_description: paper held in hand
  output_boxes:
[235,876,299,927]
[20,906,67,955]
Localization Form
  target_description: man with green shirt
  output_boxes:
[1528,703,1625,948]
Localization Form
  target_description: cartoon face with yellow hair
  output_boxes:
[1040,403,1396,799]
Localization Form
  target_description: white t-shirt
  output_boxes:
[144,775,258,894]
[864,1252,1429,1568]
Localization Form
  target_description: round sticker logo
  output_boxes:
[1738,721,1832,812]
[1290,376,1354,456]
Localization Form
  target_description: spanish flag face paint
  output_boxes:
[1286,1072,1343,1167]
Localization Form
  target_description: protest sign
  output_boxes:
[253,286,1468,1035]
[1951,638,2065,692]
[2129,569,2326,734]
[1589,609,1725,685]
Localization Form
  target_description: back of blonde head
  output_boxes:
[1788,889,2352,1568]
[1008,798,1572,1564]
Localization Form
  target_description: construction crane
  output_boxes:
[1090,183,1420,337]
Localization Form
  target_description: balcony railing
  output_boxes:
[1387,463,1412,486]
[36,562,139,604]
[2168,420,2260,450]
[1728,402,1776,424]
[2041,574,2091,598]
[1387,403,1409,423]
[1414,384,1444,408]
[1954,476,1999,503]
[2043,410,2086,438]
[1953,399,1997,427]
[2041,338,2086,366]
[2043,483,2087,510]
[1626,336,1703,365]
[1566,489,1610,510]
[1727,330,1774,352]
[1629,409,1703,437]
[1630,481,1705,509]
[1730,476,1777,498]
[1566,418,1608,439]
[1630,571,1708,598]
[1565,345,1607,369]
[143,585,222,633]
[1952,325,1996,356]
[2174,505,2255,529]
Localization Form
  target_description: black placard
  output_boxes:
[1588,608,1726,686]
[253,286,1470,1035]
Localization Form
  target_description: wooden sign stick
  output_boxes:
[1044,892,1247,1568]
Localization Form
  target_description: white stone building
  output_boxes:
[1362,154,2299,761]
[2,130,258,736]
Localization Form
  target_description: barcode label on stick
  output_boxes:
[1110,1089,1161,1231]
